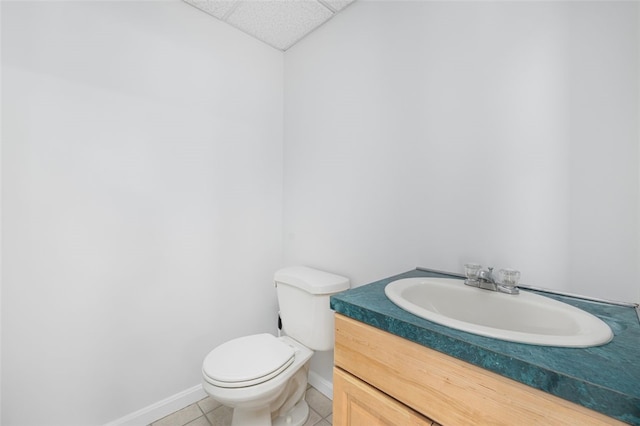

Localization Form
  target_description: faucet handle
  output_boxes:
[464,263,482,280]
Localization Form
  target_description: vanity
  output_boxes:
[330,268,640,425]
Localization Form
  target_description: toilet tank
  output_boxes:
[274,266,350,351]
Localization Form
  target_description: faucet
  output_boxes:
[478,267,495,285]
[470,266,498,291]
[464,265,519,295]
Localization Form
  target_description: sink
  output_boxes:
[384,277,613,347]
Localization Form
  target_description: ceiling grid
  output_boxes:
[184,0,355,50]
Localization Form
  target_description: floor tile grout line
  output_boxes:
[199,411,213,426]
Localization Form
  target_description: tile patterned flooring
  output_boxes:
[149,386,333,426]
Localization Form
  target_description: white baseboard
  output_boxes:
[103,384,207,426]
[308,371,333,400]
[104,372,331,426]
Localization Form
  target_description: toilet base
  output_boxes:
[231,406,271,426]
[230,399,309,426]
[273,399,309,426]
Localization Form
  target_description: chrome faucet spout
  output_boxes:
[478,267,495,284]
[464,265,519,295]
[474,266,498,291]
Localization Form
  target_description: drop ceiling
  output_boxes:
[183,0,355,51]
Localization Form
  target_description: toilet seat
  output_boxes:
[202,334,295,388]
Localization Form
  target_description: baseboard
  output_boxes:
[103,384,207,426]
[308,370,333,400]
[104,372,331,426]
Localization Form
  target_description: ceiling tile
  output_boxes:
[184,0,355,51]
[320,0,353,12]
[227,0,334,50]
[184,0,238,20]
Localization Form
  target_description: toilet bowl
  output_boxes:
[202,335,313,426]
[201,266,350,426]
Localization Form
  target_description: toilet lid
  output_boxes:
[202,334,295,388]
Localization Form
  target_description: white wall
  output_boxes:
[2,1,639,423]
[0,2,3,421]
[1,2,283,425]
[284,1,639,301]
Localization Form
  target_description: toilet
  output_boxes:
[202,266,350,426]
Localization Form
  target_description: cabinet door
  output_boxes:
[333,367,434,426]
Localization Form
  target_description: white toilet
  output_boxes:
[202,266,350,426]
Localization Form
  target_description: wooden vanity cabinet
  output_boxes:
[333,367,436,425]
[333,314,623,426]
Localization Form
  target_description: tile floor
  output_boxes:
[149,385,332,426]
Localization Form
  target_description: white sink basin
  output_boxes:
[385,277,613,347]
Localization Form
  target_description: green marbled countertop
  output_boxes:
[330,268,640,425]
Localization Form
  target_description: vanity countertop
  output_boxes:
[330,268,640,425]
